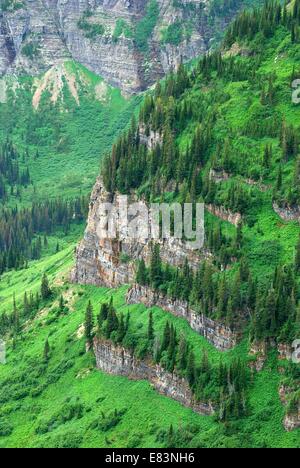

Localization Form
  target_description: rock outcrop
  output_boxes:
[277,343,293,361]
[273,203,300,224]
[71,177,211,287]
[94,337,215,416]
[0,0,252,94]
[248,340,268,372]
[206,203,242,226]
[279,385,300,432]
[126,284,237,351]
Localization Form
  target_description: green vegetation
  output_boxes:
[134,0,159,52]
[0,0,23,12]
[0,0,300,449]
[0,62,141,202]
[96,297,249,421]
[77,10,106,39]
[161,21,184,46]
[113,19,133,42]
[0,245,298,447]
[78,19,105,39]
[102,0,300,344]
[21,41,41,60]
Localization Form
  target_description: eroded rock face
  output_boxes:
[71,177,211,287]
[126,284,237,350]
[94,337,215,415]
[248,340,268,372]
[279,385,300,432]
[273,203,300,224]
[0,0,249,94]
[206,204,242,226]
[277,343,293,361]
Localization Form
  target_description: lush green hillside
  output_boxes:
[0,244,299,448]
[1,0,300,449]
[102,0,300,343]
[0,61,140,204]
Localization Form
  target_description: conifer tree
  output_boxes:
[105,299,119,338]
[41,273,52,301]
[43,338,50,362]
[148,311,154,342]
[295,235,300,273]
[136,259,148,285]
[84,300,94,346]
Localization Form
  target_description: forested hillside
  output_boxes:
[102,0,300,345]
[0,0,299,449]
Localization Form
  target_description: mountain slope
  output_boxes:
[0,0,262,94]
[0,0,300,450]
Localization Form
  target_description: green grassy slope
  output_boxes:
[0,246,299,448]
[0,62,141,204]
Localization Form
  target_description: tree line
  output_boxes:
[135,242,300,342]
[0,196,88,274]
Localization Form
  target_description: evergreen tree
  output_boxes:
[84,301,94,346]
[41,273,52,300]
[43,338,50,362]
[295,235,300,273]
[136,259,148,285]
[148,311,154,342]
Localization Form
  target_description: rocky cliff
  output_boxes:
[0,0,253,94]
[71,177,211,287]
[273,202,300,224]
[279,385,300,432]
[126,284,237,350]
[94,337,215,415]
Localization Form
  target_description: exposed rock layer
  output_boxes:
[94,337,215,415]
[279,385,300,432]
[273,203,300,224]
[1,0,251,94]
[71,177,211,287]
[126,284,237,351]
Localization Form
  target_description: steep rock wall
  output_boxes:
[279,385,300,432]
[1,0,251,94]
[94,337,215,415]
[71,177,211,287]
[206,204,242,226]
[273,203,300,224]
[126,284,238,350]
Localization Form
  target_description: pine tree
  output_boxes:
[59,295,64,313]
[106,299,119,338]
[295,235,300,273]
[13,294,20,334]
[117,313,126,343]
[148,311,154,342]
[41,273,52,300]
[136,259,148,285]
[84,301,94,346]
[43,338,50,362]
[150,244,162,289]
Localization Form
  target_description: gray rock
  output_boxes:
[94,337,215,415]
[0,0,246,94]
[126,284,238,351]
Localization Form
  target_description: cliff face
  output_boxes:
[71,177,211,287]
[279,385,300,432]
[0,0,248,94]
[94,337,215,415]
[126,284,237,350]
[273,203,300,224]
